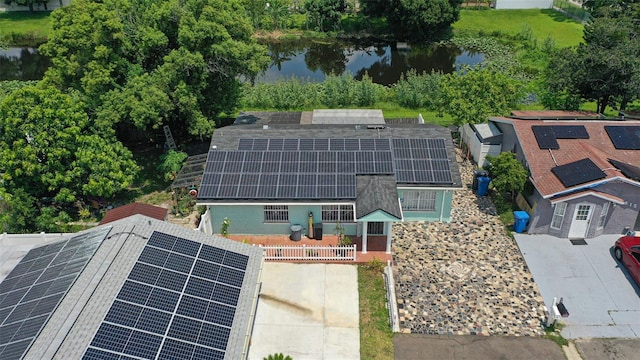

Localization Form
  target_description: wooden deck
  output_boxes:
[225,234,392,264]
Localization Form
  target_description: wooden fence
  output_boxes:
[258,244,357,261]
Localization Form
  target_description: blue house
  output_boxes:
[196,110,462,253]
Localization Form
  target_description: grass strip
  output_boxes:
[358,264,394,360]
[453,9,584,48]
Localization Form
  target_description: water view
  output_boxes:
[0,40,484,85]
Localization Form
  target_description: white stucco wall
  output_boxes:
[0,0,70,12]
[494,0,553,9]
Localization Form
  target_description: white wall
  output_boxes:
[494,0,553,9]
[0,0,70,12]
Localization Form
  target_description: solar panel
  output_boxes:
[391,138,452,184]
[605,126,640,150]
[551,125,589,139]
[85,232,250,360]
[531,126,559,149]
[551,158,606,187]
[0,226,111,360]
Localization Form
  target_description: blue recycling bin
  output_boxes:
[477,176,491,196]
[513,211,530,233]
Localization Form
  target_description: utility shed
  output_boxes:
[460,122,503,167]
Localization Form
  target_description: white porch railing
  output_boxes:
[258,244,357,261]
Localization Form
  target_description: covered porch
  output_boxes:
[225,233,392,264]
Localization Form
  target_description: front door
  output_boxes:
[367,222,384,235]
[568,204,592,238]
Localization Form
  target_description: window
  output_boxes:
[321,205,354,222]
[264,205,288,223]
[551,202,567,230]
[402,190,437,211]
[597,202,610,229]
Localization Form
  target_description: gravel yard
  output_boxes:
[392,155,546,336]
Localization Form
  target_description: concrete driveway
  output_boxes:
[248,263,359,360]
[515,234,640,339]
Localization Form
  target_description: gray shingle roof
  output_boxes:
[0,215,263,360]
[356,175,402,219]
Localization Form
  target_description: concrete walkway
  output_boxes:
[515,234,640,339]
[248,263,359,360]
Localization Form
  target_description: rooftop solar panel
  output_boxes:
[85,231,251,360]
[0,226,111,360]
[550,125,589,139]
[551,158,606,187]
[605,126,640,150]
[532,126,559,149]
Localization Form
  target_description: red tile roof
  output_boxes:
[497,118,640,197]
[99,203,168,225]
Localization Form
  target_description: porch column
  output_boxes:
[386,222,393,254]
[362,221,368,254]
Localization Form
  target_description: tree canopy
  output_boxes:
[440,67,523,126]
[40,0,269,140]
[485,152,528,202]
[0,85,138,232]
[544,13,640,113]
[361,0,463,41]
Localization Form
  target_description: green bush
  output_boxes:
[393,70,443,109]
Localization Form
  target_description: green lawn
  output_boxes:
[0,11,52,45]
[454,9,584,48]
[359,264,394,360]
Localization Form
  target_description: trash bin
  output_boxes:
[477,176,491,196]
[472,170,489,192]
[313,223,323,241]
[290,225,302,241]
[513,211,530,233]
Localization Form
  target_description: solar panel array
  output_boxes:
[0,227,111,360]
[392,138,452,183]
[200,137,453,200]
[605,126,640,150]
[237,138,392,151]
[532,125,590,150]
[551,158,606,187]
[84,231,249,360]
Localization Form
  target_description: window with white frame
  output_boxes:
[402,190,437,211]
[551,202,567,230]
[264,205,289,223]
[597,202,610,229]
[321,205,354,222]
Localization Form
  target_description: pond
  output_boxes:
[257,39,484,86]
[0,47,50,81]
[0,39,484,85]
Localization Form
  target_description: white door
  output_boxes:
[568,204,592,238]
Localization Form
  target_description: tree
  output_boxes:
[0,85,139,232]
[485,152,528,202]
[440,67,524,126]
[305,0,346,32]
[385,0,463,41]
[40,0,270,140]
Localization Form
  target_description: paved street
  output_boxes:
[391,158,546,336]
[515,234,640,339]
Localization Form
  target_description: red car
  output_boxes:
[614,235,640,287]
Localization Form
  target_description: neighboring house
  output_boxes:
[0,215,264,360]
[488,111,640,238]
[99,202,168,225]
[196,110,462,252]
[492,0,553,9]
[0,0,70,12]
